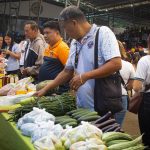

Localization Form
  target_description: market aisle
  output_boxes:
[123,111,140,136]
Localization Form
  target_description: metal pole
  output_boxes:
[8,1,11,31]
[15,0,21,32]
[77,0,80,8]
[3,0,7,32]
[65,0,68,7]
[64,0,68,40]
[37,0,43,24]
[29,0,31,19]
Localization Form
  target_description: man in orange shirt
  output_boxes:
[38,21,70,93]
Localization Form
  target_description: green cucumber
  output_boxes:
[66,108,88,115]
[60,119,77,126]
[80,111,98,118]
[106,140,130,147]
[62,122,78,128]
[72,110,91,117]
[72,110,92,119]
[78,115,100,122]
[102,132,133,143]
[108,135,142,150]
[122,144,146,150]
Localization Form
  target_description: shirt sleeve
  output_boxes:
[99,26,120,62]
[135,57,147,81]
[65,41,75,70]
[129,63,135,79]
[57,44,69,65]
[13,44,21,53]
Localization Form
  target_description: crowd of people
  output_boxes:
[0,5,150,148]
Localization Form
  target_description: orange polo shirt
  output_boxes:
[44,39,69,65]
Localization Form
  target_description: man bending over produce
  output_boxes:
[34,6,122,115]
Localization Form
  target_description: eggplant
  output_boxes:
[104,124,120,133]
[114,126,121,132]
[101,123,119,132]
[96,119,116,129]
[93,111,112,124]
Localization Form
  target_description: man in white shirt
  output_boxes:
[34,6,122,114]
[115,60,135,125]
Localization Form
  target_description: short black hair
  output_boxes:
[59,5,86,22]
[25,20,39,30]
[43,21,61,33]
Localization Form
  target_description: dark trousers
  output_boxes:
[138,93,150,148]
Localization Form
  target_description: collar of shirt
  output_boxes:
[49,38,63,50]
[74,24,97,47]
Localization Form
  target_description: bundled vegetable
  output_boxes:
[92,112,122,133]
[11,92,76,122]
[101,132,145,150]
[36,80,58,95]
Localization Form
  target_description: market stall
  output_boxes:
[0,78,145,150]
[0,113,34,150]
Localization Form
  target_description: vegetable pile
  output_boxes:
[10,92,76,122]
[102,132,145,150]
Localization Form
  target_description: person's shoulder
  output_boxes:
[13,43,19,49]
[139,55,149,63]
[59,40,69,50]
[99,26,112,33]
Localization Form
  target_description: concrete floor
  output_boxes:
[122,111,140,137]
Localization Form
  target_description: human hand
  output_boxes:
[33,88,47,97]
[70,74,87,91]
[22,68,28,75]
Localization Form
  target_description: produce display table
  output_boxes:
[0,113,35,150]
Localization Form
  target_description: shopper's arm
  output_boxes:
[7,51,21,59]
[70,57,121,91]
[133,80,142,92]
[34,68,74,97]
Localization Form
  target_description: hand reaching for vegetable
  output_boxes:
[33,88,47,97]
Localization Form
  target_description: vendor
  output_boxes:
[4,31,21,75]
[38,21,70,93]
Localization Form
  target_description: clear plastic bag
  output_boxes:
[0,83,15,96]
[34,135,55,150]
[20,123,39,137]
[31,121,54,142]
[22,107,55,124]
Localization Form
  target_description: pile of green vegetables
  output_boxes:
[10,92,76,122]
[102,132,146,150]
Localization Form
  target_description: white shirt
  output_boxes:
[120,60,135,95]
[66,24,120,109]
[135,55,150,93]
[19,40,28,66]
[6,43,20,71]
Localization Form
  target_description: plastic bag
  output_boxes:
[0,83,15,96]
[34,135,55,150]
[0,92,35,106]
[70,139,106,150]
[34,133,65,150]
[31,121,54,142]
[19,107,55,124]
[20,123,39,137]
[52,124,64,138]
[7,83,26,96]
[62,122,103,149]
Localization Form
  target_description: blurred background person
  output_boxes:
[3,31,20,75]
[133,34,150,147]
[115,41,135,126]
